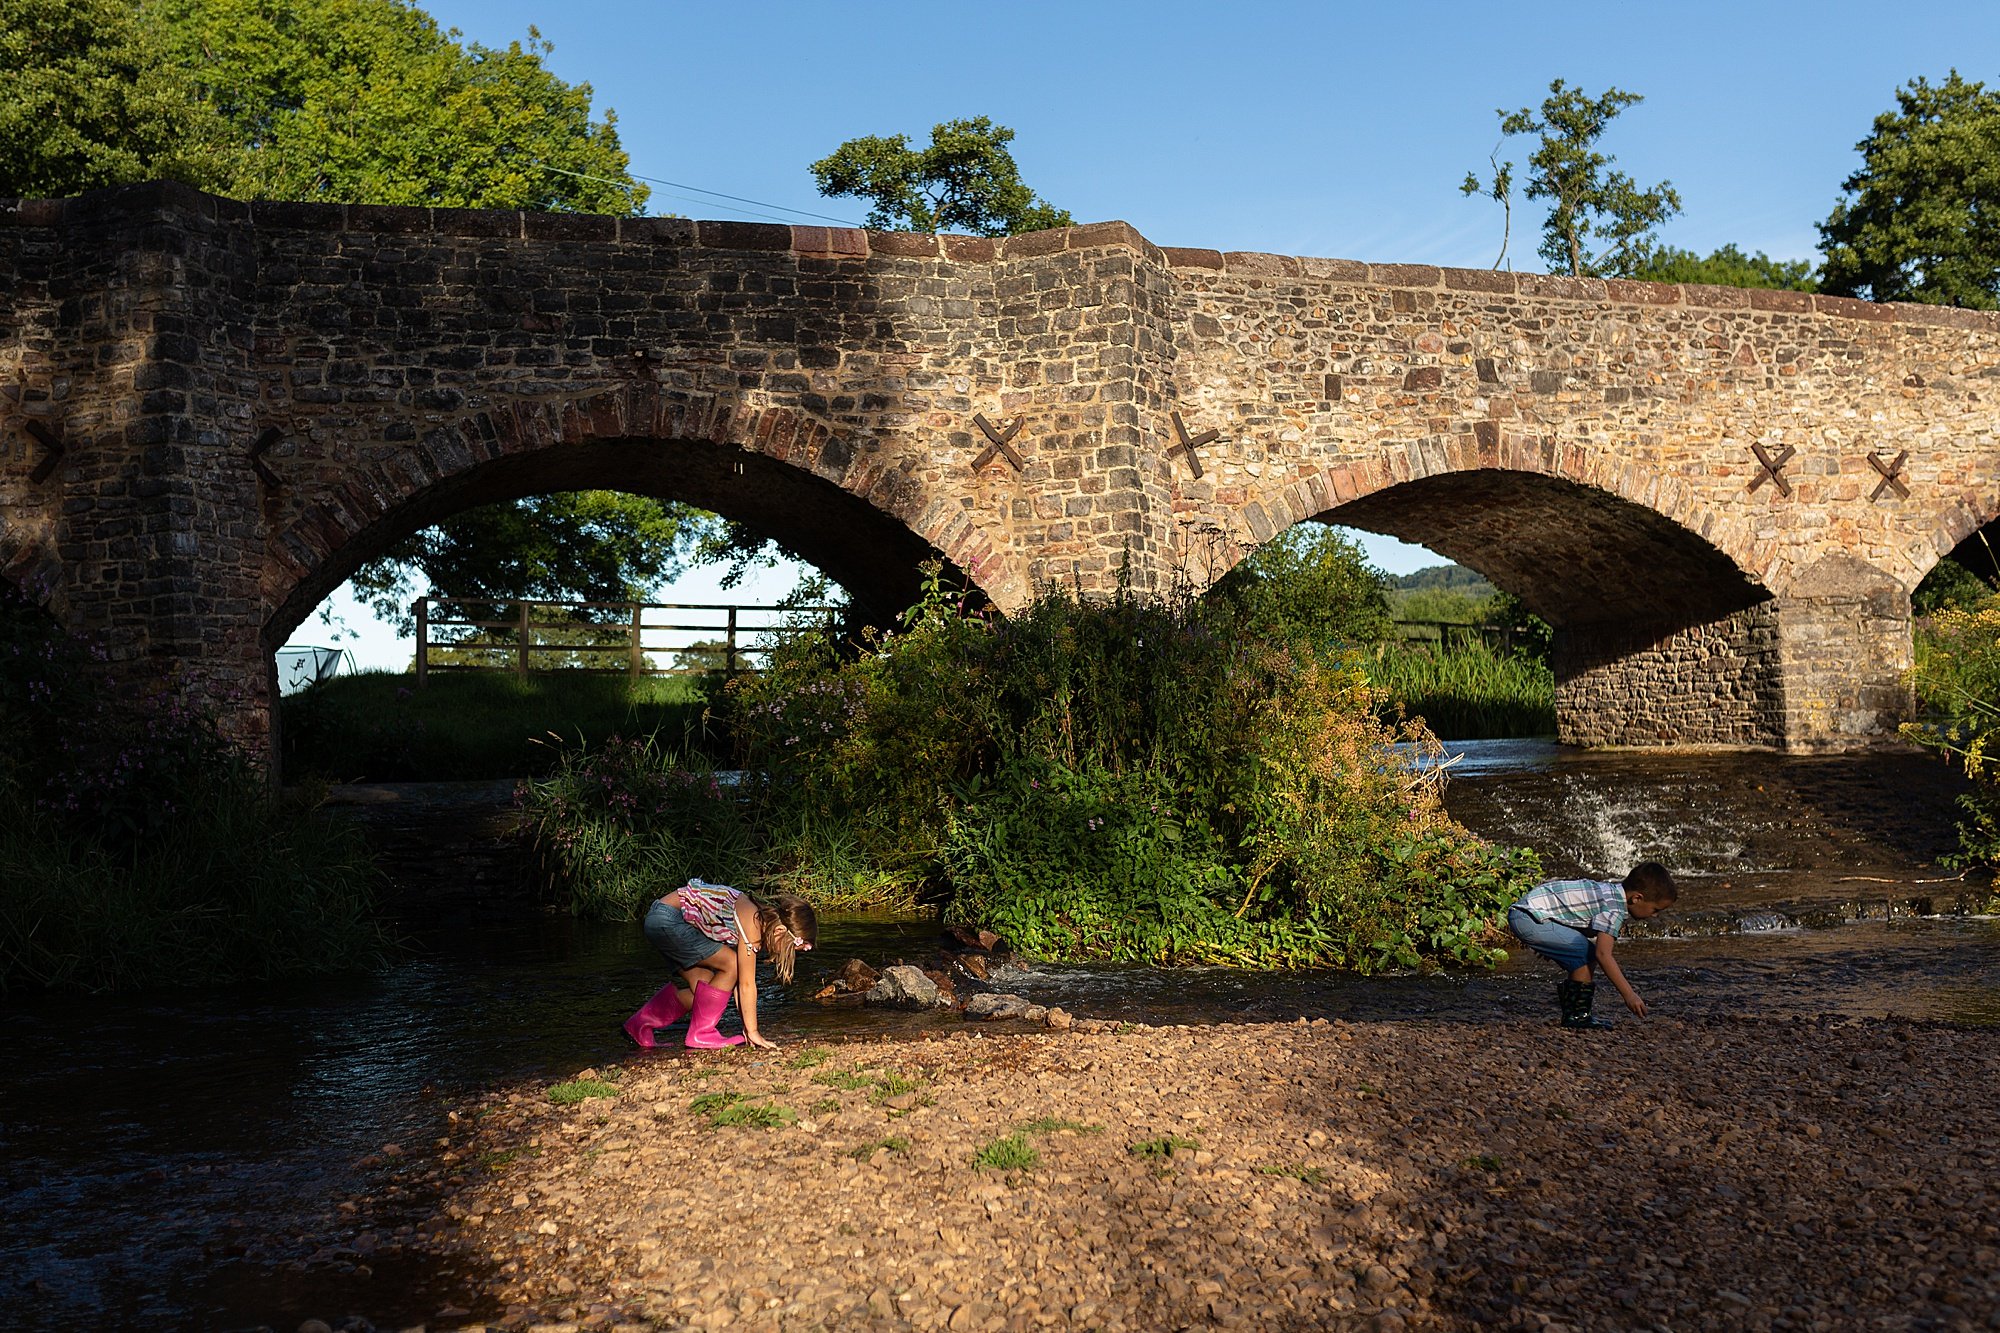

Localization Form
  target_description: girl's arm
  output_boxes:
[732,910,776,1049]
[1591,933,1646,1017]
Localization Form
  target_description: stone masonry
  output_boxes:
[3,182,1998,755]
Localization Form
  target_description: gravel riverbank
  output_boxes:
[319,1014,2000,1333]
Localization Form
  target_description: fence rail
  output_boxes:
[412,596,837,686]
[1391,618,1534,654]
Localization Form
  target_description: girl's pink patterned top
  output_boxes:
[676,881,746,948]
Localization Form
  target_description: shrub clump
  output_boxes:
[1907,598,2000,872]
[0,586,386,993]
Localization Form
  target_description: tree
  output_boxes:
[1463,79,1681,278]
[1208,525,1394,648]
[0,0,239,197]
[144,0,645,213]
[811,116,1071,236]
[1624,243,1817,291]
[1819,71,2000,309]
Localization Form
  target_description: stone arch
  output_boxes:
[261,384,1009,653]
[1913,485,2000,588]
[1199,448,1795,747]
[1206,428,1775,610]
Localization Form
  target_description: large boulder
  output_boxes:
[962,992,1036,1020]
[865,964,944,1009]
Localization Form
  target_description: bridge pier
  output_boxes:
[1553,556,1911,750]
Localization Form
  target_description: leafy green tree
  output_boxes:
[1625,243,1817,291]
[354,492,713,633]
[144,0,646,213]
[1463,79,1681,277]
[1819,71,2000,309]
[0,0,239,197]
[811,116,1071,235]
[1208,525,1394,647]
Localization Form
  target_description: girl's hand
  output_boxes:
[1625,993,1648,1018]
[747,1033,778,1050]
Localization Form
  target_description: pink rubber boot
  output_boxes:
[622,982,689,1049]
[684,981,746,1049]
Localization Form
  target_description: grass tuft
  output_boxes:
[972,1132,1040,1171]
[1127,1134,1199,1160]
[549,1078,620,1105]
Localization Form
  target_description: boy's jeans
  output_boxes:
[1507,905,1591,973]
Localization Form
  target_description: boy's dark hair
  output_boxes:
[1625,862,1677,902]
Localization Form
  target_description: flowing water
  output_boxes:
[2,745,1996,1330]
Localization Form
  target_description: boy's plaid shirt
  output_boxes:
[1515,878,1628,937]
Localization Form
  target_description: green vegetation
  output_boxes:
[1820,71,2000,309]
[1624,243,1817,291]
[524,561,1540,965]
[1463,78,1680,277]
[1,588,387,994]
[972,1132,1040,1171]
[1364,642,1556,740]
[784,1046,835,1070]
[282,670,718,783]
[548,1077,620,1105]
[811,1068,879,1092]
[1128,1133,1198,1158]
[688,1090,797,1128]
[1907,597,2000,871]
[1018,1117,1104,1136]
[811,116,1071,235]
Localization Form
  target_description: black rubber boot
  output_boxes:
[1557,979,1613,1030]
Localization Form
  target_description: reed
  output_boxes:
[1363,642,1556,740]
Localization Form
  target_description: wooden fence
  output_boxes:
[411,596,837,686]
[1391,618,1535,654]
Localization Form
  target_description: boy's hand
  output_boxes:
[1624,993,1647,1018]
[747,1034,778,1050]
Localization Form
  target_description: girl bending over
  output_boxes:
[623,880,817,1050]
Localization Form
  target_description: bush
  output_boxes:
[517,733,753,919]
[1907,598,2000,870]
[0,585,386,993]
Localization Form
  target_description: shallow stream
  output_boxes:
[2,741,1995,1329]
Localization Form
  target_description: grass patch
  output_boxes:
[1131,1133,1198,1157]
[548,1078,620,1105]
[849,1135,912,1160]
[1019,1116,1103,1136]
[812,1068,877,1092]
[281,669,721,783]
[477,1146,540,1170]
[972,1133,1040,1171]
[1257,1164,1328,1185]
[1462,1154,1503,1173]
[690,1089,797,1129]
[811,1097,841,1115]
[785,1045,834,1070]
[866,1071,924,1104]
[1363,642,1554,741]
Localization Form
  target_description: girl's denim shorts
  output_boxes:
[1507,905,1592,972]
[643,898,731,971]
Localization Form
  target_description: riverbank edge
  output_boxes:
[294,1012,2000,1333]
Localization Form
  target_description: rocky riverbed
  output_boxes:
[297,1013,1999,1333]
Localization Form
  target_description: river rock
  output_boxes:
[866,965,943,1008]
[1044,1007,1073,1030]
[962,992,1034,1020]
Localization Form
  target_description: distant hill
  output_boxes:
[1390,564,1494,598]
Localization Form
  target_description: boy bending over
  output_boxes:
[1508,862,1677,1030]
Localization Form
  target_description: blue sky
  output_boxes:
[291,0,2000,666]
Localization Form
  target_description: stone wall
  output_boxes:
[5,183,1999,752]
[1555,603,1785,748]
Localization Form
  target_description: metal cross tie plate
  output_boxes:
[1170,411,1218,479]
[24,420,64,484]
[969,414,1025,472]
[250,426,284,488]
[1867,449,1910,501]
[1747,443,1795,497]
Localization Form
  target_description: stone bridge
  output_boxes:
[5,182,1997,754]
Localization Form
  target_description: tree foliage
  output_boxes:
[1624,243,1817,291]
[811,116,1071,236]
[1464,79,1680,278]
[1207,525,1394,648]
[1819,71,2000,309]
[0,0,238,197]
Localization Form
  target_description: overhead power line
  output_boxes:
[537,162,864,228]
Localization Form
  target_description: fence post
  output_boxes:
[630,601,643,678]
[725,605,739,678]
[414,598,428,688]
[517,600,531,679]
